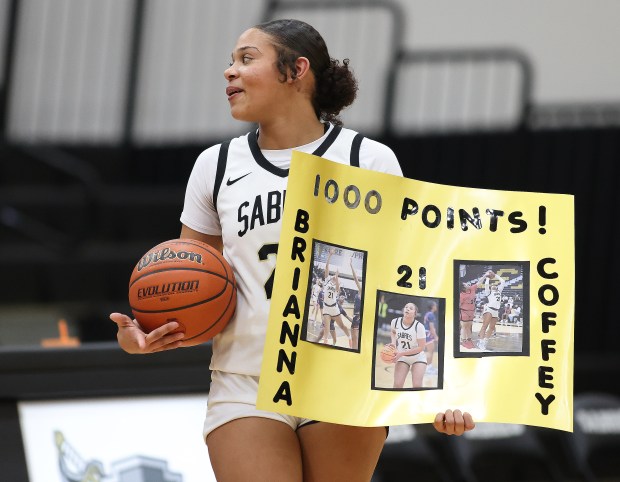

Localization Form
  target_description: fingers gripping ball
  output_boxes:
[380,344,397,363]
[128,239,237,346]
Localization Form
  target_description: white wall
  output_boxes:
[394,0,620,104]
[3,0,619,143]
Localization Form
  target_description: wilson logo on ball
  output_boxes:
[137,247,203,271]
[129,239,237,347]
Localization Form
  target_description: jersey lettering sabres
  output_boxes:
[238,189,287,237]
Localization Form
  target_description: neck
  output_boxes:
[256,109,325,150]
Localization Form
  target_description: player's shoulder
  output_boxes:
[340,126,402,176]
[195,132,250,165]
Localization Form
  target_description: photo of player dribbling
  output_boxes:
[454,261,530,357]
[372,291,444,391]
[302,241,366,352]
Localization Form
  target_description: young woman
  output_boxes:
[477,270,506,350]
[390,302,428,388]
[350,256,363,350]
[110,18,474,481]
[320,249,352,346]
[309,277,323,324]
[423,302,439,374]
[459,274,485,349]
[314,293,353,346]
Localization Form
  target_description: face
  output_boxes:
[224,28,288,122]
[403,303,417,317]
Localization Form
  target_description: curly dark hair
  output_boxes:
[254,19,358,126]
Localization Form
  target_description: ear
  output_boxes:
[289,56,311,82]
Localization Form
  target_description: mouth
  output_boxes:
[226,86,244,99]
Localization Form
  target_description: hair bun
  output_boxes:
[315,58,358,125]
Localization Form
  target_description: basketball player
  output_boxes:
[310,277,323,323]
[390,302,427,388]
[350,256,362,350]
[320,249,352,345]
[110,19,474,481]
[477,270,506,350]
[502,295,514,323]
[459,274,485,350]
[423,302,439,374]
[313,294,351,346]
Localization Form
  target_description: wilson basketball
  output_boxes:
[128,239,237,346]
[380,344,397,363]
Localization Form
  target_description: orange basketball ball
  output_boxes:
[380,344,397,363]
[128,239,237,346]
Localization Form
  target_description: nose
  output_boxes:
[224,64,237,81]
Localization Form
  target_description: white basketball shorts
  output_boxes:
[203,370,314,440]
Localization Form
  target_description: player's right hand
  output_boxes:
[109,313,185,354]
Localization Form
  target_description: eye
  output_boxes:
[242,55,253,64]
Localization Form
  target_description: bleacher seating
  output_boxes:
[441,423,565,482]
[561,393,620,481]
[373,424,455,482]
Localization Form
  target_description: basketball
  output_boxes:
[128,238,237,346]
[380,344,397,363]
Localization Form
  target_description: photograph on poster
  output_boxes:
[372,290,444,391]
[301,240,366,353]
[455,260,530,358]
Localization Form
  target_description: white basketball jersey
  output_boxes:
[181,123,402,376]
[322,278,338,308]
[391,316,427,364]
[484,276,506,310]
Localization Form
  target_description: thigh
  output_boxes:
[207,417,303,482]
[298,422,386,482]
[481,311,491,326]
[411,361,427,387]
[393,360,410,388]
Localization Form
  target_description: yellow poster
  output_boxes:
[257,152,574,431]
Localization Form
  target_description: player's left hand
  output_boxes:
[433,409,475,436]
[110,312,185,354]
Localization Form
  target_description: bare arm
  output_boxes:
[350,258,361,291]
[180,224,223,252]
[324,248,333,281]
[394,337,426,359]
[335,268,340,292]
[495,273,507,292]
